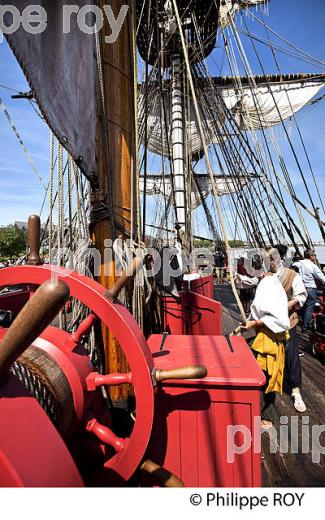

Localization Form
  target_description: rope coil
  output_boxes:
[10,361,59,425]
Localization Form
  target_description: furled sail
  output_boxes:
[139,75,325,157]
[223,79,324,130]
[139,174,252,209]
[138,84,223,158]
[3,1,97,178]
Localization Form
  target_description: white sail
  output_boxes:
[223,80,324,130]
[139,175,252,209]
[139,79,324,156]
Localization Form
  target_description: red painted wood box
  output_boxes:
[181,274,214,299]
[162,291,222,336]
[147,334,265,487]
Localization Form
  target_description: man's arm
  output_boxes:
[312,264,325,286]
[290,274,307,308]
[235,274,259,288]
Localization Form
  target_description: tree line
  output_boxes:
[0,225,27,260]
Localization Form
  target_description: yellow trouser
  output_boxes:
[251,327,289,394]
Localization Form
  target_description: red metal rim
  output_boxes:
[0,266,155,482]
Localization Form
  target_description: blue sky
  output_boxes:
[0,34,50,225]
[200,0,325,243]
[1,0,325,242]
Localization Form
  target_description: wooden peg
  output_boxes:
[26,214,41,265]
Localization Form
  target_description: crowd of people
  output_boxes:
[0,259,16,269]
[236,246,325,429]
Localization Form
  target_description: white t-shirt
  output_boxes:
[293,259,325,289]
[249,276,290,333]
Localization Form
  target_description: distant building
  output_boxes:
[14,221,45,231]
[14,221,28,230]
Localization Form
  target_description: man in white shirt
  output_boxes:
[269,246,307,413]
[242,273,290,428]
[293,249,325,332]
[237,245,307,413]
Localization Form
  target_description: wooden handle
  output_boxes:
[0,279,70,378]
[106,256,143,301]
[155,364,208,382]
[141,460,184,487]
[27,214,41,265]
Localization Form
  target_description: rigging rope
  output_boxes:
[0,97,47,190]
[248,12,325,217]
[224,19,314,245]
[48,132,55,264]
[240,15,325,236]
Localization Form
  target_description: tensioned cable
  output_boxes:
[234,25,325,71]
[225,18,314,244]
[0,83,22,93]
[247,12,325,217]
[219,29,294,244]
[220,27,301,245]
[0,97,47,190]
[191,45,273,247]
[251,11,325,69]
[238,15,325,241]
[192,16,308,250]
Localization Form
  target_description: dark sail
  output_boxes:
[4,1,97,178]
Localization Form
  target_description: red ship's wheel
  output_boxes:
[0,265,155,484]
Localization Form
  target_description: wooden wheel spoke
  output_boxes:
[0,279,70,379]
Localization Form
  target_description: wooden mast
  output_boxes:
[92,0,137,400]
